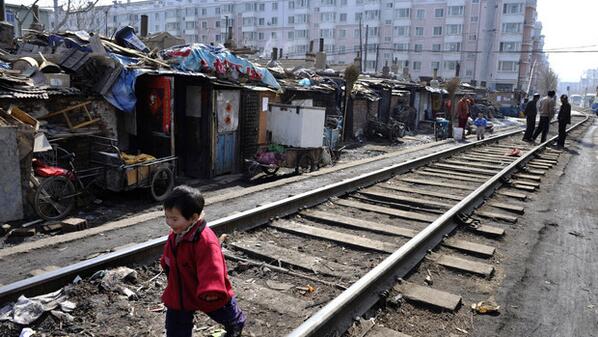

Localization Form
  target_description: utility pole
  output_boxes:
[364,24,369,73]
[375,44,379,74]
[359,16,363,72]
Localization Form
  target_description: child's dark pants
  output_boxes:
[166,297,246,337]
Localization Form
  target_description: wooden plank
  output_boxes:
[497,190,528,200]
[531,159,557,165]
[230,241,350,277]
[467,152,516,160]
[270,221,399,254]
[443,238,495,257]
[443,159,507,170]
[458,155,513,165]
[511,179,540,188]
[527,163,551,169]
[476,210,518,223]
[301,210,419,238]
[487,202,525,214]
[489,144,533,150]
[475,225,506,237]
[416,170,486,183]
[351,195,445,215]
[422,167,489,180]
[526,169,546,175]
[366,326,412,337]
[537,154,559,161]
[380,184,464,201]
[513,173,542,181]
[360,189,453,209]
[399,177,474,191]
[435,254,495,277]
[394,282,462,311]
[232,276,312,317]
[335,198,438,223]
[431,163,497,176]
[513,184,536,192]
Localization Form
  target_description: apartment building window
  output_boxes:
[185,8,194,16]
[433,26,442,36]
[397,8,410,18]
[472,0,479,3]
[367,26,379,37]
[446,24,463,35]
[339,46,346,53]
[258,3,265,11]
[185,22,195,29]
[448,6,464,16]
[415,27,424,36]
[258,32,264,40]
[339,29,347,38]
[166,22,179,30]
[271,17,278,25]
[288,16,295,24]
[340,13,347,22]
[416,9,425,19]
[414,44,423,52]
[502,23,522,33]
[366,61,375,69]
[297,29,309,38]
[431,61,440,70]
[354,29,360,37]
[355,13,362,21]
[503,3,524,14]
[272,2,278,10]
[271,32,277,39]
[435,8,444,17]
[288,31,294,39]
[385,36,391,42]
[394,25,410,36]
[445,42,461,52]
[444,61,457,70]
[471,16,478,22]
[296,0,309,8]
[469,34,477,40]
[341,0,347,5]
[201,21,207,29]
[432,43,441,51]
[296,45,307,53]
[394,43,409,51]
[215,21,220,28]
[296,14,310,24]
[215,7,220,14]
[413,61,421,71]
[499,41,520,52]
[353,45,360,52]
[321,12,336,23]
[258,18,265,25]
[498,61,519,72]
[365,10,380,20]
[466,70,473,76]
[322,0,336,5]
[243,18,254,26]
[201,8,207,15]
[289,1,295,9]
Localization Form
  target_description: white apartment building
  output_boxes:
[62,0,544,91]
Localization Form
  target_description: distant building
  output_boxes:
[4,4,53,37]
[61,0,545,91]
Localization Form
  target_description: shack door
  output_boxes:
[214,90,240,175]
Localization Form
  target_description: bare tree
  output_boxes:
[53,0,100,33]
[538,67,559,95]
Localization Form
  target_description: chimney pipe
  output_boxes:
[309,40,314,53]
[140,15,148,37]
[279,48,283,59]
[271,47,278,60]
[319,38,324,52]
[29,5,44,31]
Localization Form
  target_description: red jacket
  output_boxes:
[160,220,235,313]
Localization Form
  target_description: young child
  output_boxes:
[160,185,246,337]
[474,112,488,140]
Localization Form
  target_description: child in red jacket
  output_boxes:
[160,185,245,337]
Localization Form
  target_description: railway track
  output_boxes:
[0,115,589,337]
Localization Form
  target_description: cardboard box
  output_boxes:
[44,73,70,88]
[126,166,150,186]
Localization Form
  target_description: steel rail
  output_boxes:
[0,125,535,304]
[286,114,589,337]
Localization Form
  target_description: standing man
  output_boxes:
[532,90,556,143]
[556,94,571,148]
[456,95,471,140]
[522,93,540,141]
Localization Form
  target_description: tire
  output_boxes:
[295,153,314,174]
[34,176,77,221]
[150,167,174,201]
[261,166,279,175]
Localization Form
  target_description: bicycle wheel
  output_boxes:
[151,167,174,201]
[34,176,77,220]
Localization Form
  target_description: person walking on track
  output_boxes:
[556,94,571,148]
[532,90,556,143]
[522,93,540,141]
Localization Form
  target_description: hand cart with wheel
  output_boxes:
[245,146,324,177]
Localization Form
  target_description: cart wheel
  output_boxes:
[261,166,280,175]
[295,153,314,174]
[151,167,174,201]
[34,176,77,221]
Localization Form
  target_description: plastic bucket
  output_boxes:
[453,127,464,141]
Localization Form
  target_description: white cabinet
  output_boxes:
[267,103,326,148]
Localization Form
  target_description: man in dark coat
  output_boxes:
[557,94,572,147]
[522,93,540,141]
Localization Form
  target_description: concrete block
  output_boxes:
[41,223,63,233]
[61,217,88,233]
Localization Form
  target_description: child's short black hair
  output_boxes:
[163,185,205,220]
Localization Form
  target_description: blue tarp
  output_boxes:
[160,43,281,90]
[102,53,149,113]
